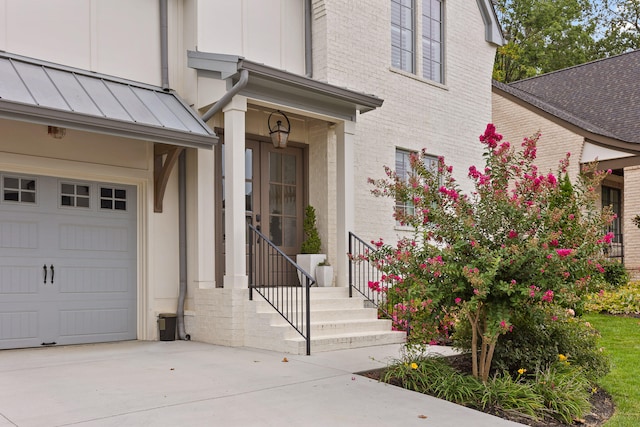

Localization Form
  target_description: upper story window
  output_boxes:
[422,0,443,82]
[391,0,415,73]
[391,0,444,84]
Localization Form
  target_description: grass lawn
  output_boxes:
[583,313,640,427]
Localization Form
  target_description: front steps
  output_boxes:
[244,287,406,354]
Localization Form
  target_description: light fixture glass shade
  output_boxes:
[268,111,291,149]
[270,120,290,148]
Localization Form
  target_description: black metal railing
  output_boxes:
[248,223,313,355]
[348,232,410,336]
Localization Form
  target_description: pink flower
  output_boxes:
[556,249,573,257]
[454,297,462,305]
[602,232,614,244]
[549,239,559,247]
[568,214,575,220]
[508,230,518,239]
[541,290,554,303]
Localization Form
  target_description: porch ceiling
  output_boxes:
[187,51,384,122]
[0,52,217,149]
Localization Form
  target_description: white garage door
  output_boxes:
[0,173,137,349]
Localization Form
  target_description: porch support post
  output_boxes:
[336,120,356,287]
[196,147,216,288]
[223,95,249,289]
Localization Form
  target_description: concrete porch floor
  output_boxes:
[0,341,525,426]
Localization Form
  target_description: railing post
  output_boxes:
[248,224,253,301]
[306,276,311,356]
[348,232,353,298]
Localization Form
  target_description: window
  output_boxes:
[395,149,438,221]
[100,187,127,211]
[602,185,622,257]
[391,0,415,73]
[3,176,36,204]
[391,0,444,83]
[61,183,90,208]
[422,0,443,82]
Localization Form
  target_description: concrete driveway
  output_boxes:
[0,341,524,426]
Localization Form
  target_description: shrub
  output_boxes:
[455,306,609,383]
[600,259,629,289]
[300,205,322,254]
[380,352,593,423]
[364,124,615,382]
[585,281,640,315]
[533,362,592,424]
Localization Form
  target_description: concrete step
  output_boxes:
[273,318,395,339]
[244,286,405,355]
[287,330,407,354]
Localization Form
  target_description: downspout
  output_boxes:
[159,0,188,339]
[177,150,189,340]
[160,0,169,90]
[305,0,313,78]
[201,69,249,122]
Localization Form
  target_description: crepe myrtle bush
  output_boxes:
[363,124,615,382]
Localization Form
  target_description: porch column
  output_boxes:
[336,120,356,287]
[223,95,249,289]
[196,147,216,288]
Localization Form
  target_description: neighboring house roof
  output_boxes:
[0,51,217,149]
[492,50,640,147]
[187,51,383,122]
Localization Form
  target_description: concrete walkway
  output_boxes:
[0,341,524,426]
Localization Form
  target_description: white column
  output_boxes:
[196,147,215,288]
[223,96,249,289]
[336,120,356,287]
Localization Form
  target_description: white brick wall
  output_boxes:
[312,1,497,245]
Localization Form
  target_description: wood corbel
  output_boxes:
[154,143,184,213]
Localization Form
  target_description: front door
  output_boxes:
[216,139,304,286]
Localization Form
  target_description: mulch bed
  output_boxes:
[359,354,614,427]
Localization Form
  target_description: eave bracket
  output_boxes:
[154,144,184,213]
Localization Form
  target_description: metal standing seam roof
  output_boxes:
[0,51,217,148]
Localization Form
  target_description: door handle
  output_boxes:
[50,265,54,284]
[43,264,47,284]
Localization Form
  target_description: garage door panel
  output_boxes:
[0,220,38,249]
[59,307,131,337]
[58,266,130,293]
[0,310,39,341]
[58,223,129,252]
[0,265,41,294]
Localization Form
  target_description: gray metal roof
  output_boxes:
[0,52,217,149]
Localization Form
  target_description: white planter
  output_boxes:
[315,266,334,287]
[296,254,326,285]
